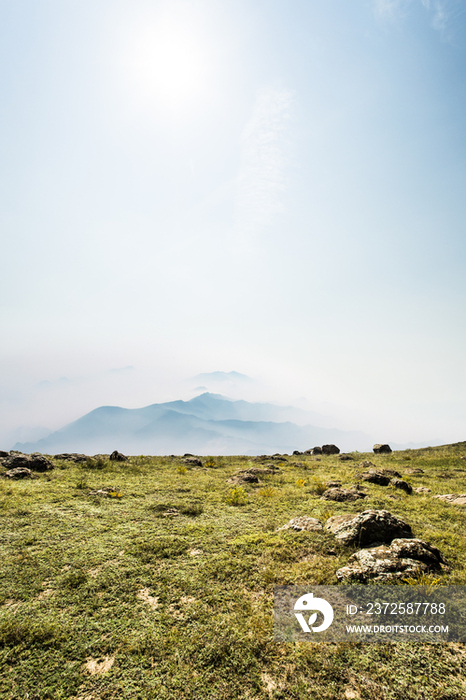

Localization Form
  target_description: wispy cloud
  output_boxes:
[235,87,294,248]
[374,0,460,36]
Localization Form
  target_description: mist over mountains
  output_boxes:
[15,393,373,455]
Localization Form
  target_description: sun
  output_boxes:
[124,15,209,110]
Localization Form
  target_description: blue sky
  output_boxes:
[1,0,466,446]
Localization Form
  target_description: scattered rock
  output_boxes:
[88,486,122,497]
[3,453,54,472]
[321,444,340,455]
[405,468,424,474]
[321,487,366,502]
[54,453,88,463]
[3,467,33,479]
[413,486,431,494]
[358,460,376,469]
[390,478,412,494]
[373,444,392,454]
[434,494,466,506]
[293,462,306,468]
[325,509,412,546]
[270,454,288,461]
[361,470,391,486]
[336,538,449,583]
[109,451,128,462]
[228,472,260,485]
[183,457,203,467]
[339,454,354,461]
[278,516,323,532]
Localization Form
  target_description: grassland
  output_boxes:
[1,443,466,699]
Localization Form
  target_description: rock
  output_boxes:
[270,455,288,461]
[3,453,54,472]
[3,467,33,479]
[405,468,424,474]
[321,444,340,455]
[435,494,466,506]
[361,470,391,486]
[325,481,342,488]
[278,516,323,532]
[321,487,366,502]
[336,538,449,583]
[0,450,9,458]
[54,453,88,463]
[373,444,392,454]
[88,486,122,497]
[413,486,431,494]
[358,460,376,469]
[293,462,306,468]
[184,453,194,457]
[109,451,128,462]
[183,457,203,467]
[390,478,412,494]
[292,450,303,456]
[325,509,412,546]
[339,454,354,461]
[228,473,260,485]
[305,447,322,455]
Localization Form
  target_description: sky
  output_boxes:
[1,0,466,448]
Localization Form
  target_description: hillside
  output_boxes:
[1,443,466,698]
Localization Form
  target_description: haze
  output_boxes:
[1,0,466,450]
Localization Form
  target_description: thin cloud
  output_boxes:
[374,0,458,34]
[235,87,294,248]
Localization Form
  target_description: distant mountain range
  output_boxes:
[14,392,373,455]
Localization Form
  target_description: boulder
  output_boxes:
[0,450,9,458]
[278,516,323,532]
[321,487,366,503]
[3,453,54,472]
[54,453,88,463]
[3,467,33,479]
[183,457,203,467]
[390,478,413,494]
[325,481,342,488]
[361,470,391,486]
[292,450,303,456]
[325,509,412,546]
[373,444,392,454]
[336,538,449,583]
[306,447,322,455]
[109,451,128,462]
[321,444,340,455]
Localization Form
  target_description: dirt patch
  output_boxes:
[137,588,160,610]
[84,655,115,675]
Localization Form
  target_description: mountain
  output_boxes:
[15,393,373,455]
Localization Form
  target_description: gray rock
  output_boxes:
[183,457,203,467]
[361,470,391,486]
[336,538,449,583]
[54,453,88,463]
[321,444,340,455]
[3,453,54,472]
[325,509,412,546]
[325,481,342,488]
[390,478,413,494]
[405,468,424,474]
[358,460,376,469]
[373,444,392,454]
[321,487,366,503]
[339,454,354,461]
[109,451,128,462]
[3,467,33,479]
[278,516,323,532]
[435,494,466,506]
[413,486,431,494]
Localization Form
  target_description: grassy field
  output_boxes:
[1,444,466,699]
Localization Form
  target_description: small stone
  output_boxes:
[413,486,431,494]
[390,478,413,494]
[339,454,354,461]
[321,487,366,502]
[278,516,323,532]
[405,468,424,474]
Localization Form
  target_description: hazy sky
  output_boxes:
[1,0,466,446]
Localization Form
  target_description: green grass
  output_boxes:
[1,445,466,698]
